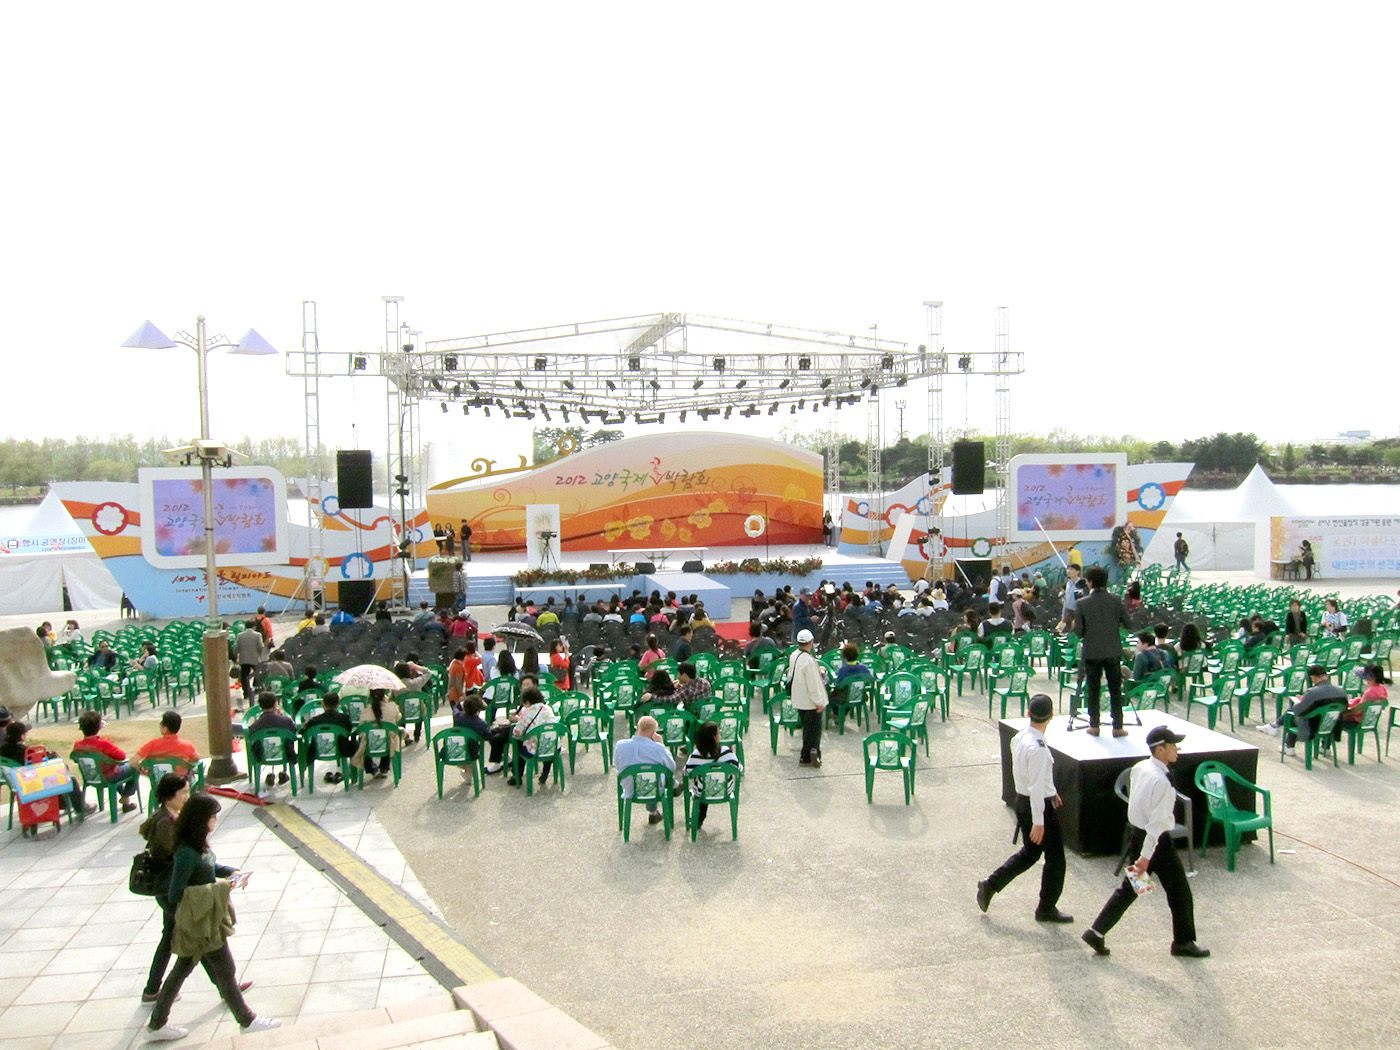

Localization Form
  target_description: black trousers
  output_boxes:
[1091,828,1197,946]
[144,897,223,997]
[986,795,1065,911]
[1083,658,1124,729]
[148,942,253,1029]
[799,708,822,761]
[239,664,258,704]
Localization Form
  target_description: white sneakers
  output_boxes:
[145,1025,188,1042]
[243,1017,282,1032]
[1256,723,1280,736]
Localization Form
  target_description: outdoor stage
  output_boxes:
[406,543,912,617]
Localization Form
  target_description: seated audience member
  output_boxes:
[353,688,402,780]
[449,693,512,772]
[61,620,84,645]
[303,693,356,783]
[639,635,666,674]
[311,614,330,635]
[1131,631,1168,681]
[683,720,743,830]
[671,663,713,712]
[1,721,91,816]
[249,692,298,786]
[1176,622,1206,658]
[1284,599,1308,645]
[72,710,140,812]
[1257,665,1348,754]
[130,641,160,673]
[480,637,498,680]
[1343,664,1389,726]
[979,602,1012,645]
[832,643,873,689]
[535,603,560,628]
[507,687,556,788]
[296,667,321,694]
[136,711,202,764]
[614,715,676,825]
[641,669,677,707]
[1153,625,1177,669]
[690,605,714,631]
[263,649,295,682]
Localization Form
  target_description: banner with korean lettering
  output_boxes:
[1269,515,1400,578]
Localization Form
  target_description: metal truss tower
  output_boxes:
[825,402,840,543]
[994,306,1013,549]
[300,301,325,609]
[923,301,946,581]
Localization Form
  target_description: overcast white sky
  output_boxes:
[5,3,1396,484]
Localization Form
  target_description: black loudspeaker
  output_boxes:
[951,440,985,495]
[337,450,374,509]
[957,559,993,592]
[681,560,704,573]
[589,563,609,572]
[338,580,375,616]
[635,562,657,575]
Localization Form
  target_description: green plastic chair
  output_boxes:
[563,708,613,774]
[990,668,1031,719]
[301,723,354,793]
[768,695,802,754]
[248,728,300,796]
[137,756,205,812]
[617,762,674,841]
[715,708,746,766]
[881,697,932,756]
[1195,761,1273,871]
[951,646,987,696]
[481,678,519,723]
[1341,702,1386,764]
[863,730,916,805]
[1281,702,1344,769]
[1267,665,1310,725]
[656,708,699,756]
[1185,674,1237,731]
[432,726,486,797]
[1232,668,1269,723]
[517,723,566,795]
[553,689,591,724]
[684,761,742,841]
[397,691,433,744]
[358,721,404,787]
[69,750,142,823]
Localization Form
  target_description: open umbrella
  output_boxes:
[491,622,544,650]
[333,664,405,696]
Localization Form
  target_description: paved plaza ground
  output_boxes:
[3,573,1399,1049]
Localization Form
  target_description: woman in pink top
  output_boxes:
[638,634,666,674]
[1344,663,1389,724]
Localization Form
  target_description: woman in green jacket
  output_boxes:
[145,794,280,1042]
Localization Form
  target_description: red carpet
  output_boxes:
[712,621,750,643]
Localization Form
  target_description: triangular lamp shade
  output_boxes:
[121,320,176,350]
[230,328,278,356]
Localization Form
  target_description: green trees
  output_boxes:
[531,427,624,465]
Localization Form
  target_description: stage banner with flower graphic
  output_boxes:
[1009,454,1128,542]
[138,467,290,569]
[428,432,823,552]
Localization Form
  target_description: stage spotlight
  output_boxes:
[515,379,525,390]
[712,357,725,371]
[429,379,442,391]
[693,379,703,389]
[541,406,552,421]
[789,404,796,414]
[958,355,972,371]
[823,396,831,406]
[444,355,458,371]
[483,407,491,417]
[778,378,791,389]
[628,356,641,371]
[736,379,747,389]
[797,399,805,409]
[724,406,732,419]
[635,412,643,424]
[658,412,666,424]
[679,410,687,422]
[881,355,894,370]
[533,357,548,371]
[468,379,479,390]
[812,402,819,412]
[741,406,759,417]
[351,355,367,371]
[462,405,469,415]
[650,379,660,390]
[564,379,575,390]
[606,379,617,390]
[798,356,811,370]
[401,342,414,353]
[896,377,907,387]
[820,377,831,389]
[768,404,778,415]
[440,402,448,413]
[562,408,570,422]
[452,383,462,397]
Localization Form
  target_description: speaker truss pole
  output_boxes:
[994,306,1013,558]
[923,300,945,581]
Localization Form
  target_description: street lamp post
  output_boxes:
[122,317,277,782]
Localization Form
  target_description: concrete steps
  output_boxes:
[198,994,496,1050]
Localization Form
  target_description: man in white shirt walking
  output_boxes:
[787,629,828,768]
[1082,725,1209,958]
[977,695,1072,923]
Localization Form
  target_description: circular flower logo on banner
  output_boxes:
[340,552,373,580]
[970,536,993,558]
[92,502,129,536]
[1137,482,1166,512]
[743,514,766,538]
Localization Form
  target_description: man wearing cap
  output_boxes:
[1082,724,1209,958]
[977,695,1072,923]
[787,629,828,768]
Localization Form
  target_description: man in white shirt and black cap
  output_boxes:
[977,694,1072,923]
[786,629,828,768]
[1082,723,1209,959]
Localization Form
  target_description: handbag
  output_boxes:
[128,850,160,897]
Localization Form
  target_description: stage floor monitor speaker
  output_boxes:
[589,563,609,572]
[634,562,656,575]
[681,560,704,573]
[951,440,985,495]
[337,450,374,509]
[338,579,376,616]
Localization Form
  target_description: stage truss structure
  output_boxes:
[286,306,1025,585]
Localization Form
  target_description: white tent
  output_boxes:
[1144,465,1302,570]
[0,492,123,614]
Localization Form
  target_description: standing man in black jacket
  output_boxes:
[1075,566,1131,737]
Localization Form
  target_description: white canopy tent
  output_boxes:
[0,492,123,614]
[1143,465,1302,570]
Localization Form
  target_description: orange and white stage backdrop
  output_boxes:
[428,432,823,552]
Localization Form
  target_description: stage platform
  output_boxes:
[406,544,908,619]
[997,710,1260,856]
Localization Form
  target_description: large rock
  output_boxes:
[0,627,76,721]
